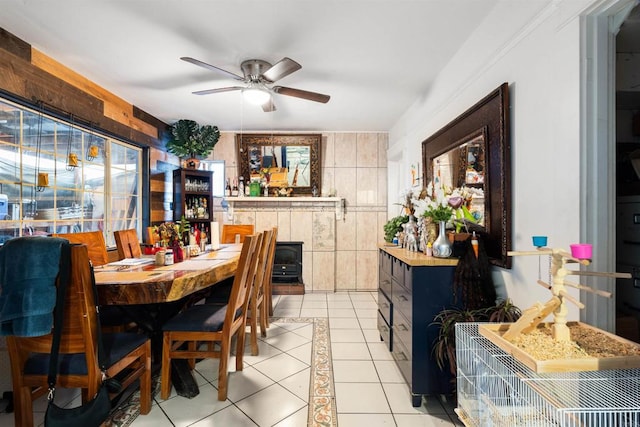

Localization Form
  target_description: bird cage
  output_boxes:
[455,323,640,426]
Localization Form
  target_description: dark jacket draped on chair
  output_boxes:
[0,236,69,337]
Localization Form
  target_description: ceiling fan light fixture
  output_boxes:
[243,83,271,105]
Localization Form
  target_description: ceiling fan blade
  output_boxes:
[272,86,330,103]
[262,98,277,112]
[181,57,244,81]
[192,86,244,95]
[262,57,301,83]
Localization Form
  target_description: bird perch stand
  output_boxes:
[506,247,630,342]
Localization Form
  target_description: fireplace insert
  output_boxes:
[272,241,303,284]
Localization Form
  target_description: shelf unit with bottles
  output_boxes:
[173,169,213,229]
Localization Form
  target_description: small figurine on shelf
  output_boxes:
[403,217,419,252]
[238,176,245,198]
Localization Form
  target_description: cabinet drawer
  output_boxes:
[391,257,405,285]
[378,290,392,326]
[393,308,412,351]
[392,283,412,326]
[377,311,392,351]
[379,269,392,300]
[380,250,392,273]
[392,333,412,385]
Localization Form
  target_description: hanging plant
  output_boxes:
[166,119,220,168]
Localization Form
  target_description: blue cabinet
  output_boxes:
[378,247,456,406]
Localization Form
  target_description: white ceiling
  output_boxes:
[0,0,502,132]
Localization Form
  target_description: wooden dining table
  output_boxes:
[93,243,243,397]
[95,243,242,305]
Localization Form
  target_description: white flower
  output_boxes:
[412,198,428,217]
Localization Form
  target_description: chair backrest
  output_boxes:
[146,226,159,245]
[114,229,142,259]
[253,229,274,301]
[221,224,255,244]
[53,230,109,266]
[264,227,278,288]
[7,244,102,390]
[225,233,262,328]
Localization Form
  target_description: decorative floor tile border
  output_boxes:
[271,317,336,427]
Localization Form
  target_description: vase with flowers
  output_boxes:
[413,181,455,257]
[425,206,454,258]
[154,220,189,262]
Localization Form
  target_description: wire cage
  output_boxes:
[455,323,640,427]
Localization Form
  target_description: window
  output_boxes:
[0,98,142,246]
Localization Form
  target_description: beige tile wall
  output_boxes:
[207,132,388,292]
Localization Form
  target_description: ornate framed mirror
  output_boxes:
[236,134,321,196]
[422,83,511,268]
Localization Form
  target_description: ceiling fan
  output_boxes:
[181,56,330,112]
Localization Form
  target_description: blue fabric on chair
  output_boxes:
[0,236,68,337]
[23,332,149,375]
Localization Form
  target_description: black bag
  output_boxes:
[44,383,111,427]
[44,244,115,427]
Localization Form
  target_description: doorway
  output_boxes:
[615,3,640,343]
[582,0,637,334]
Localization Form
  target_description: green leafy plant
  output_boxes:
[423,204,453,222]
[432,299,521,378]
[166,119,220,159]
[383,215,409,243]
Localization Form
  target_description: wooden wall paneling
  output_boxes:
[0,29,169,148]
[0,28,30,61]
[134,105,169,133]
[0,48,28,95]
[24,79,105,121]
[32,49,160,140]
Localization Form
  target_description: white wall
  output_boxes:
[388,0,597,317]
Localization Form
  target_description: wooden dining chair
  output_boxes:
[160,233,262,401]
[247,228,276,355]
[114,228,142,259]
[220,224,255,244]
[3,241,152,427]
[53,230,109,266]
[146,226,159,246]
[53,230,134,332]
[264,227,278,320]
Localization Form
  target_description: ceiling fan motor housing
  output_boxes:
[241,59,272,82]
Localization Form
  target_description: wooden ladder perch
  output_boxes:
[506,247,629,342]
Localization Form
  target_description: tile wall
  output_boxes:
[209,132,389,292]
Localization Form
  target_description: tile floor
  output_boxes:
[0,291,463,426]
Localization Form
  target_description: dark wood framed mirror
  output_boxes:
[422,83,511,268]
[236,133,321,196]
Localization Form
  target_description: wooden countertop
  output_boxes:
[379,244,458,267]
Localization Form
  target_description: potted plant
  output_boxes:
[432,299,522,389]
[166,119,220,169]
[383,215,409,243]
[431,235,522,395]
